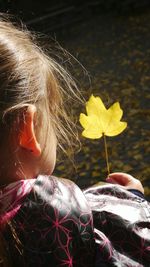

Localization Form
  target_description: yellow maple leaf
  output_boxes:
[79,95,127,139]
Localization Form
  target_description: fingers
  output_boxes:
[106,172,144,194]
[106,172,133,186]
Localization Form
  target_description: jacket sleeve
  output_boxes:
[7,175,95,267]
[83,184,150,267]
[128,188,145,199]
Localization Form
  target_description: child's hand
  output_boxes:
[106,172,144,194]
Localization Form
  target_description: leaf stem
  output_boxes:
[103,134,110,176]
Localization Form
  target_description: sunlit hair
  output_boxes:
[0,14,82,161]
[0,13,84,266]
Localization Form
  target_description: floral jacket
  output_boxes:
[1,175,150,267]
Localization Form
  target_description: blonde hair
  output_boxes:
[0,14,81,157]
[0,14,83,266]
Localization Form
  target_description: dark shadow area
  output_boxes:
[1,0,150,34]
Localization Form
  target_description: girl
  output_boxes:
[0,15,150,267]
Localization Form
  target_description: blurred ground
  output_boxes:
[53,9,150,200]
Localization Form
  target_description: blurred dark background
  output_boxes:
[1,0,150,33]
[0,1,150,199]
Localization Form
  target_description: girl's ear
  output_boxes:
[19,105,41,157]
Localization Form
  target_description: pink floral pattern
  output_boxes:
[1,176,150,266]
[3,176,95,266]
[0,179,35,228]
[84,184,150,266]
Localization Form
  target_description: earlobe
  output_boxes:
[19,105,41,157]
